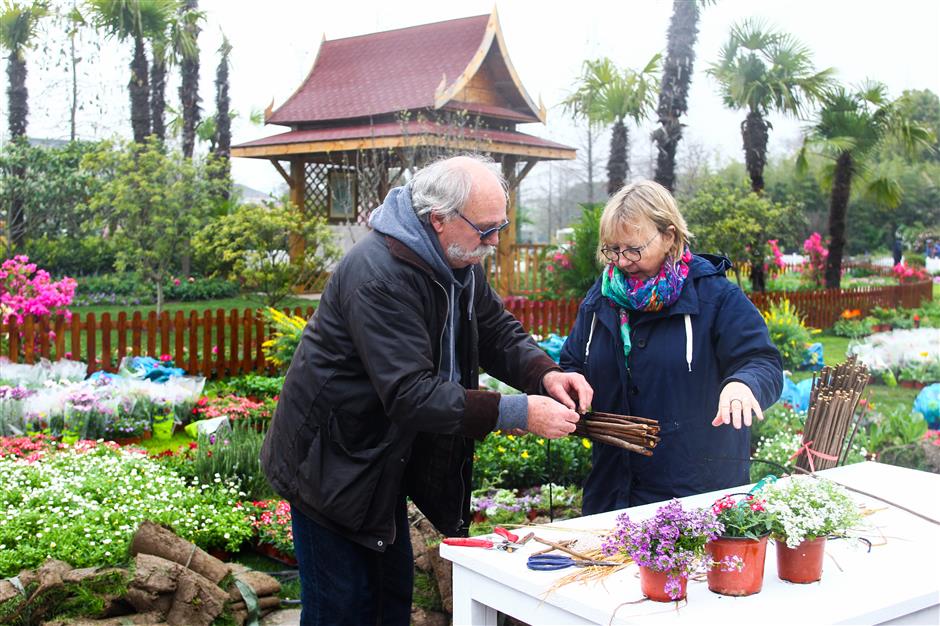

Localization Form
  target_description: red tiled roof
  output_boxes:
[234,121,573,152]
[268,15,491,125]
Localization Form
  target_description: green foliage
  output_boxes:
[472,430,592,490]
[210,374,285,399]
[683,179,802,286]
[82,138,226,312]
[863,408,929,452]
[831,317,873,338]
[24,235,117,276]
[542,204,603,298]
[193,196,340,307]
[750,405,804,448]
[761,299,813,368]
[0,140,108,247]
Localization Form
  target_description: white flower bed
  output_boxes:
[848,328,940,375]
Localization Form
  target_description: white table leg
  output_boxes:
[451,563,498,626]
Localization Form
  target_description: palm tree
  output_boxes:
[0,1,46,139]
[1,0,46,250]
[572,56,660,196]
[652,0,705,193]
[149,7,198,142]
[708,20,832,194]
[87,0,174,143]
[799,82,933,288]
[178,0,200,158]
[707,20,831,292]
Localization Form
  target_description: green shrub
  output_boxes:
[541,203,604,299]
[751,405,805,449]
[831,317,873,338]
[472,430,592,490]
[25,236,118,276]
[211,374,285,399]
[863,408,929,453]
[762,299,814,368]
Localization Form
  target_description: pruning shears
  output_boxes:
[442,527,534,553]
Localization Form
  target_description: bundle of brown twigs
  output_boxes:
[573,411,660,456]
[797,356,870,473]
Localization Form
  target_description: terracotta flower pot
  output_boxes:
[639,565,687,602]
[113,435,143,446]
[254,541,298,566]
[706,535,768,596]
[776,536,826,583]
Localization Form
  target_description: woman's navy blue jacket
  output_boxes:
[560,254,783,513]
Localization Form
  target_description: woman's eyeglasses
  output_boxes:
[601,231,660,262]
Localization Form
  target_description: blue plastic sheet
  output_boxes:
[120,356,186,383]
[537,334,567,364]
[799,342,825,371]
[914,383,940,429]
[779,374,813,413]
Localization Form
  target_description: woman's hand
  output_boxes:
[711,381,763,429]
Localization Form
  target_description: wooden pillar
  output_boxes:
[498,157,519,296]
[288,159,306,264]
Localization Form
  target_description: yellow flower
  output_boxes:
[537,438,545,446]
[521,450,529,459]
[581,438,592,449]
[507,434,516,441]
[921,352,929,358]
[497,446,506,454]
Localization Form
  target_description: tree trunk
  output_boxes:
[6,52,29,249]
[653,0,700,193]
[213,39,232,201]
[825,151,854,289]
[129,35,151,143]
[607,119,628,196]
[586,126,594,206]
[70,1,78,141]
[150,56,167,142]
[742,110,768,194]
[180,0,201,158]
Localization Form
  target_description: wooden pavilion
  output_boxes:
[231,9,575,294]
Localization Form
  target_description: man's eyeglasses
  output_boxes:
[601,231,660,263]
[459,213,511,241]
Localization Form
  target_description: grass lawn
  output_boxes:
[790,331,921,415]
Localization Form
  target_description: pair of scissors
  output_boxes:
[526,554,620,571]
[442,527,534,552]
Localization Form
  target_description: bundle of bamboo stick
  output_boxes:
[573,411,660,456]
[796,356,870,473]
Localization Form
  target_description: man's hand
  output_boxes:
[711,381,763,429]
[526,395,580,439]
[542,371,593,412]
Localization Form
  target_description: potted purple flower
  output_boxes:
[602,499,727,602]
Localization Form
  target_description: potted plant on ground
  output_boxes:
[241,499,297,566]
[706,493,774,596]
[763,476,862,583]
[602,499,728,602]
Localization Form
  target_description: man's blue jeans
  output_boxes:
[290,499,413,626]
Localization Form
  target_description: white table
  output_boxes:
[441,462,940,625]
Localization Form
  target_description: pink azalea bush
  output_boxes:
[768,239,786,269]
[0,256,77,325]
[802,233,828,287]
[893,261,930,284]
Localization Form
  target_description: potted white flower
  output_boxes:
[763,475,862,583]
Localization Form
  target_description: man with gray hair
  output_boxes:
[261,155,592,625]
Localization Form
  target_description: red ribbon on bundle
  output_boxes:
[788,439,839,473]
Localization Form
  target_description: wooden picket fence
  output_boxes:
[1,280,932,376]
[747,280,933,329]
[1,307,315,379]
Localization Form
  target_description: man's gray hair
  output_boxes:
[410,154,508,221]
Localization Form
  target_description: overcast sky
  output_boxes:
[7,0,940,195]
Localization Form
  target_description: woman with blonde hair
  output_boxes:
[560,180,782,513]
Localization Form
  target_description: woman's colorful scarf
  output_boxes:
[600,247,692,363]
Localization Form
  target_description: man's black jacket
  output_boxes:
[260,231,559,551]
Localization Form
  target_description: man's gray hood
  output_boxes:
[368,185,459,287]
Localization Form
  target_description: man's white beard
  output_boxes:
[446,242,497,264]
